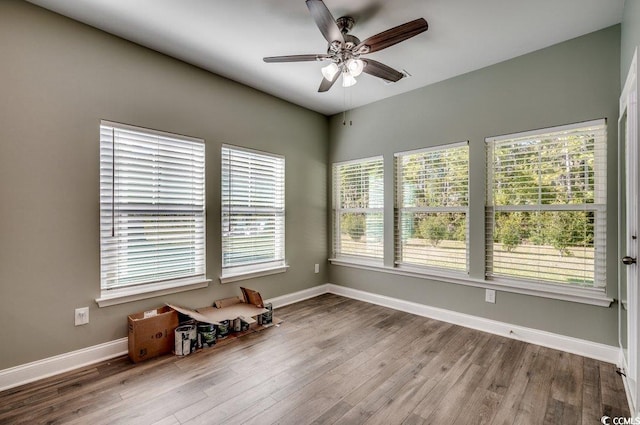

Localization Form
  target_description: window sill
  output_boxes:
[95,277,211,308]
[329,257,384,268]
[219,265,289,284]
[328,259,613,307]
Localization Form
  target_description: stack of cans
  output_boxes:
[261,303,273,325]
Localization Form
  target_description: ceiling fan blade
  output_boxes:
[306,0,345,45]
[362,59,404,82]
[263,54,331,63]
[318,71,341,92]
[355,18,428,54]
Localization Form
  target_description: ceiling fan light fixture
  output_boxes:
[346,58,364,77]
[321,62,340,81]
[263,1,428,93]
[342,72,357,87]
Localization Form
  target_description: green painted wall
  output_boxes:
[328,25,621,345]
[0,0,626,372]
[622,0,640,82]
[0,1,328,370]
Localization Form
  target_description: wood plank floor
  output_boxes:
[0,294,630,424]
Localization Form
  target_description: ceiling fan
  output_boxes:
[263,0,428,92]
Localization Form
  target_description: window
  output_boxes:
[332,156,384,262]
[99,121,206,299]
[221,145,285,279]
[395,143,469,272]
[486,119,607,288]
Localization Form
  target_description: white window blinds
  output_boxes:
[221,145,285,275]
[486,119,607,288]
[332,157,384,261]
[99,121,206,292]
[395,143,469,272]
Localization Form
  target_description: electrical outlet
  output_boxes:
[314,264,319,274]
[75,307,89,326]
[485,289,496,304]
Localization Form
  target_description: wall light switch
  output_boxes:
[485,289,496,304]
[75,307,89,326]
[314,264,319,274]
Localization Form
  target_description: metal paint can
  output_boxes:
[232,318,241,332]
[240,319,250,332]
[175,324,197,356]
[262,302,273,325]
[197,323,217,348]
[217,320,230,339]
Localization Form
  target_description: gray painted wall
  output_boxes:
[328,26,621,345]
[0,0,626,372]
[622,0,640,82]
[0,1,328,370]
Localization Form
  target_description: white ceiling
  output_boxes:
[26,0,624,116]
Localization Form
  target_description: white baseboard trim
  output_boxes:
[326,283,619,364]
[266,284,330,309]
[0,338,128,393]
[0,282,620,393]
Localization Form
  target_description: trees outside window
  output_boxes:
[332,157,384,261]
[486,120,606,287]
[395,143,469,272]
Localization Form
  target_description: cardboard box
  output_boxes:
[168,288,281,325]
[168,302,267,324]
[214,296,244,309]
[241,287,264,308]
[128,306,178,363]
[166,288,282,355]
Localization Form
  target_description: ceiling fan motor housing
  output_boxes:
[329,34,361,55]
[336,16,354,34]
[327,17,360,56]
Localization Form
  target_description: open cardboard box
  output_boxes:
[127,289,280,362]
[127,305,179,363]
[167,287,282,329]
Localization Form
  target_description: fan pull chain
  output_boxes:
[342,87,353,126]
[342,86,346,125]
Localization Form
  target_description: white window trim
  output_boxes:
[329,119,611,306]
[100,120,204,144]
[485,118,607,290]
[220,144,286,279]
[329,255,384,269]
[98,120,207,307]
[332,155,385,262]
[328,259,612,307]
[394,141,469,157]
[95,277,211,308]
[394,141,469,273]
[219,264,289,284]
[485,119,606,144]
